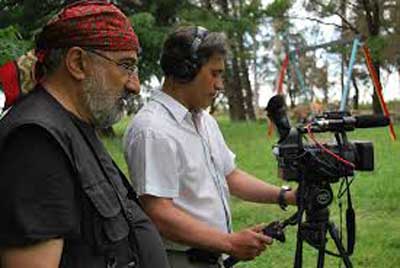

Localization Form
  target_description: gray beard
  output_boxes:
[82,73,126,128]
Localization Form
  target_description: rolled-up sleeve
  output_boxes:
[125,129,179,198]
[222,146,236,176]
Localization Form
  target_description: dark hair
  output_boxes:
[160,26,228,82]
[35,48,68,79]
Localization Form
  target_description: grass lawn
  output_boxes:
[103,115,400,268]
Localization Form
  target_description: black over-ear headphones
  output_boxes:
[163,26,209,82]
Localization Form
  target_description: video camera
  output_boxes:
[267,95,389,183]
[224,95,390,268]
[266,95,389,268]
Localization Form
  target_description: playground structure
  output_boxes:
[269,35,397,141]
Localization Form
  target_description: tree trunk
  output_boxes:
[217,0,246,121]
[226,42,246,121]
[362,0,383,114]
[287,65,296,108]
[351,76,359,110]
[238,35,256,121]
[252,32,261,115]
[340,0,347,97]
[372,62,383,113]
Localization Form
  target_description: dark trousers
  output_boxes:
[167,250,223,268]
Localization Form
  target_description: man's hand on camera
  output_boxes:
[226,225,273,261]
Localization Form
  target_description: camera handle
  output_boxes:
[223,213,298,268]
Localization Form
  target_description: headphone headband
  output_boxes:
[191,26,209,60]
[160,26,210,82]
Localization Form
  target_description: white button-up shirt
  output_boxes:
[123,90,236,250]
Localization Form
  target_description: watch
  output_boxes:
[278,185,292,211]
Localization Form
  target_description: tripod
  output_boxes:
[293,179,353,268]
[293,208,353,268]
[223,178,355,268]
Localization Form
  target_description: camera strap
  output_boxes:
[346,178,356,255]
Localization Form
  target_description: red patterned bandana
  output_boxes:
[36,1,140,52]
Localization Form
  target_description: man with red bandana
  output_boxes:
[0,1,169,267]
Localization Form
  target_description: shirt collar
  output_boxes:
[151,89,192,124]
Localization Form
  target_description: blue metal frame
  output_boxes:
[286,35,362,108]
[289,50,312,102]
[340,37,361,111]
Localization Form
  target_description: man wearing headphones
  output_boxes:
[123,26,296,268]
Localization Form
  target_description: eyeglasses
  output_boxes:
[86,49,138,76]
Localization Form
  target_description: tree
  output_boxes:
[0,26,31,65]
[225,0,256,121]
[179,0,253,121]
[129,13,168,83]
[0,0,65,38]
[304,0,400,114]
[264,0,306,107]
[1,0,281,121]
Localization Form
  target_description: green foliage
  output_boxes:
[265,0,293,17]
[130,12,167,82]
[366,35,387,63]
[179,5,235,33]
[323,1,337,14]
[0,0,64,38]
[0,26,31,65]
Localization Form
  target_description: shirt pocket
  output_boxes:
[83,180,130,250]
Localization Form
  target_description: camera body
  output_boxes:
[266,95,387,183]
[264,95,390,267]
[274,125,374,183]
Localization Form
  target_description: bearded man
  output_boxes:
[0,1,169,268]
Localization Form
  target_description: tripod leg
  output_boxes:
[294,223,303,268]
[294,178,310,268]
[327,222,353,268]
[294,205,306,268]
[317,223,328,268]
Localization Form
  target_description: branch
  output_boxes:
[308,0,359,34]
[311,1,360,34]
[282,15,348,30]
[333,11,359,34]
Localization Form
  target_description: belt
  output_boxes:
[185,248,222,265]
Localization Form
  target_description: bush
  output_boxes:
[0,26,31,65]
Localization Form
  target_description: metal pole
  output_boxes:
[340,38,361,111]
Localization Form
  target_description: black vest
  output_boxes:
[0,87,151,268]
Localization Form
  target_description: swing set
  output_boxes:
[268,35,397,141]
